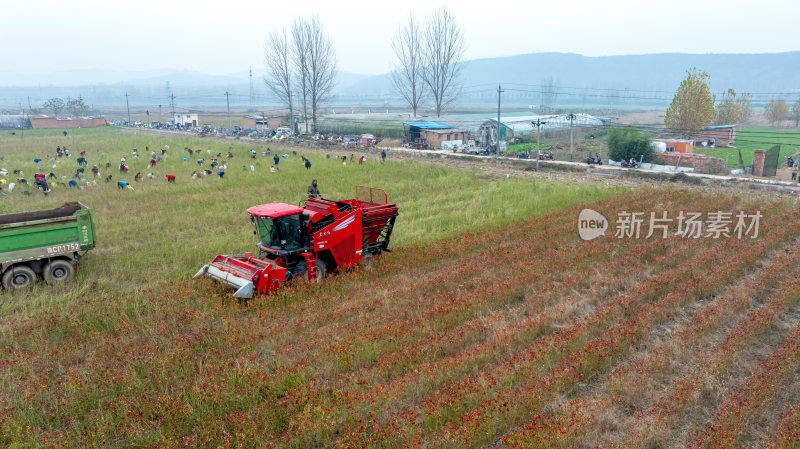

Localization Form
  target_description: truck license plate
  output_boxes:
[47,243,80,254]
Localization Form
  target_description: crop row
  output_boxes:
[260,190,708,443]
[334,198,789,447]
[686,320,800,448]
[417,203,800,448]
[765,393,800,449]
[616,253,800,447]
[501,229,800,448]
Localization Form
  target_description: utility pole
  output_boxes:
[124,92,131,123]
[169,93,175,117]
[496,84,504,157]
[19,102,24,139]
[27,96,32,111]
[533,119,547,170]
[249,66,255,109]
[567,112,576,162]
[224,91,231,132]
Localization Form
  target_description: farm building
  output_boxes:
[29,115,107,129]
[655,139,694,154]
[479,114,605,145]
[404,121,465,150]
[0,114,28,129]
[173,113,199,128]
[242,115,289,133]
[696,125,736,148]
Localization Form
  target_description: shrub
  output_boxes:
[607,126,653,162]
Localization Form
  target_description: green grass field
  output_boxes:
[694,126,800,168]
[0,128,622,314]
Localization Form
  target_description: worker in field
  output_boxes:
[273,154,280,166]
[308,179,320,199]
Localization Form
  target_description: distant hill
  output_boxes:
[336,52,800,107]
[1,52,798,109]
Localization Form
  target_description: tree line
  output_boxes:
[665,68,800,137]
[41,97,91,118]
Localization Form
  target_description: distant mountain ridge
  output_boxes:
[0,52,798,108]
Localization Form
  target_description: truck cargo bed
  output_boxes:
[0,202,83,226]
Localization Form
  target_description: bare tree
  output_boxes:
[263,30,293,133]
[291,18,311,133]
[391,13,425,117]
[422,6,465,117]
[305,15,337,133]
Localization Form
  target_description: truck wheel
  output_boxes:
[43,260,75,284]
[2,265,37,291]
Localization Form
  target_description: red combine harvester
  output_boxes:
[194,186,398,298]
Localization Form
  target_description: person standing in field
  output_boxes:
[308,179,320,199]
[305,159,311,170]
[381,149,386,164]
[274,154,280,166]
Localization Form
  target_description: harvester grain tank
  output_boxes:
[195,186,398,297]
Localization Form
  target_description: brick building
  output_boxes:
[696,125,736,148]
[404,121,464,150]
[655,139,694,154]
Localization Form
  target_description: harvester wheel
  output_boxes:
[2,265,37,291]
[43,260,75,284]
[294,260,326,282]
[358,253,373,270]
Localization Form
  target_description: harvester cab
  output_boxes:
[194,186,398,298]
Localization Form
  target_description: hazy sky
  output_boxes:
[4,0,798,77]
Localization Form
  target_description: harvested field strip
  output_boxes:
[687,321,800,448]
[334,199,790,447]
[500,232,800,448]
[613,254,800,447]
[765,393,800,449]
[269,193,709,444]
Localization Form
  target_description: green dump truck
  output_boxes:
[0,202,96,290]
